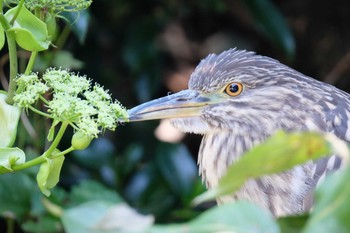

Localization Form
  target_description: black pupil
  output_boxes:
[229,84,239,93]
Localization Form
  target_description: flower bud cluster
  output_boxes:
[14,68,128,138]
[6,0,92,12]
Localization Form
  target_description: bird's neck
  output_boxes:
[198,131,265,188]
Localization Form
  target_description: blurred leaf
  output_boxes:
[0,147,25,173]
[69,180,123,207]
[94,203,154,232]
[302,167,350,233]
[151,201,279,233]
[278,215,309,233]
[123,164,156,203]
[123,163,177,218]
[245,0,295,60]
[156,143,198,202]
[51,50,84,69]
[22,215,62,233]
[5,5,50,51]
[62,201,153,233]
[194,131,331,204]
[34,50,84,71]
[0,172,36,219]
[0,91,21,147]
[120,143,144,176]
[62,10,91,44]
[73,137,115,169]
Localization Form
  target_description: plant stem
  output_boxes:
[51,146,74,159]
[10,0,25,24]
[24,51,38,75]
[13,122,69,171]
[44,121,69,157]
[6,217,14,233]
[0,0,3,14]
[12,154,46,171]
[28,105,54,119]
[55,24,71,49]
[4,31,17,105]
[0,15,18,104]
[39,95,50,105]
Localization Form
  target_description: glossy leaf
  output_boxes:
[5,5,50,51]
[151,202,279,233]
[61,201,154,233]
[194,131,331,204]
[36,152,65,196]
[0,91,21,147]
[302,167,350,233]
[245,0,296,60]
[0,147,25,173]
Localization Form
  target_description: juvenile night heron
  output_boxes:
[128,49,348,216]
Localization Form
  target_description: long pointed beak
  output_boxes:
[128,90,221,122]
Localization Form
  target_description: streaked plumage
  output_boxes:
[128,49,348,216]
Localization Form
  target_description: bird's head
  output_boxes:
[128,49,326,136]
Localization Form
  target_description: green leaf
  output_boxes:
[61,201,154,233]
[22,215,62,233]
[45,11,57,41]
[244,0,295,60]
[62,10,91,44]
[51,50,84,69]
[155,143,198,202]
[194,131,331,204]
[36,152,65,196]
[0,147,25,173]
[69,180,123,207]
[34,50,84,71]
[278,215,309,233]
[5,5,50,51]
[0,91,21,147]
[151,202,279,233]
[0,172,37,219]
[302,167,350,233]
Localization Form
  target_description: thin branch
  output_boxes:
[324,51,350,85]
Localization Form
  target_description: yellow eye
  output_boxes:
[224,82,243,96]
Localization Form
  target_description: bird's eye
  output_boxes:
[224,82,243,97]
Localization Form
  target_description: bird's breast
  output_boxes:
[198,132,262,188]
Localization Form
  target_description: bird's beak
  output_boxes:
[128,89,221,122]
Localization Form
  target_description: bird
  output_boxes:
[127,48,348,217]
